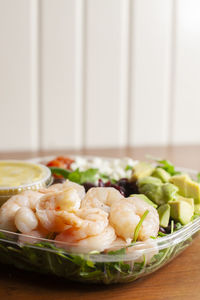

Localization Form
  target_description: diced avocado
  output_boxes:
[162,183,178,202]
[169,200,194,225]
[157,204,170,228]
[138,177,178,206]
[132,194,158,208]
[131,162,155,181]
[138,176,162,186]
[138,182,165,206]
[185,181,200,204]
[169,174,190,194]
[177,195,194,209]
[170,174,200,204]
[152,168,171,183]
[194,204,200,215]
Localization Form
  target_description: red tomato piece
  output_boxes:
[56,156,75,169]
[46,156,74,171]
[46,159,65,168]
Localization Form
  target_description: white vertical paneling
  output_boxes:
[0,0,38,151]
[30,0,39,151]
[84,0,129,148]
[130,0,173,146]
[172,0,200,144]
[74,0,85,149]
[1,0,200,151]
[41,0,83,150]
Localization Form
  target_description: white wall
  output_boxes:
[0,0,200,151]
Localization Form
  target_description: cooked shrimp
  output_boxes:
[81,187,123,213]
[62,207,109,239]
[36,189,108,234]
[55,225,116,253]
[36,189,81,232]
[109,196,159,242]
[14,207,38,233]
[0,190,43,231]
[40,180,85,200]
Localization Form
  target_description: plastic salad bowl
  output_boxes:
[0,157,199,284]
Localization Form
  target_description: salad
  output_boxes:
[0,155,199,284]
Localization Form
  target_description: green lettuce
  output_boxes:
[0,231,192,284]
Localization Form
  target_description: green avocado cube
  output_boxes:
[152,168,171,183]
[138,177,178,206]
[169,200,194,225]
[162,183,178,202]
[170,174,200,204]
[157,204,170,228]
[177,196,194,209]
[131,162,155,181]
[185,181,200,204]
[169,174,190,194]
[138,182,165,205]
[138,176,162,186]
[131,194,158,208]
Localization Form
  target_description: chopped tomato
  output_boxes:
[56,156,75,169]
[47,159,66,169]
[46,156,75,170]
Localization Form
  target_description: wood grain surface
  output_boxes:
[0,146,200,300]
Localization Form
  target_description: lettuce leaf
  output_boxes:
[49,167,99,184]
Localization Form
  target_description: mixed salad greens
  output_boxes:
[0,156,199,284]
[0,228,194,284]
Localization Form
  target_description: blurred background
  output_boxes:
[0,0,199,152]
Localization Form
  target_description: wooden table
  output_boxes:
[0,146,200,300]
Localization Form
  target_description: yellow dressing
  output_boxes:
[0,160,51,206]
[0,161,45,188]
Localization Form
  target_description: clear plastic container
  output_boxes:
[0,158,199,284]
[0,160,52,205]
[0,217,199,284]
